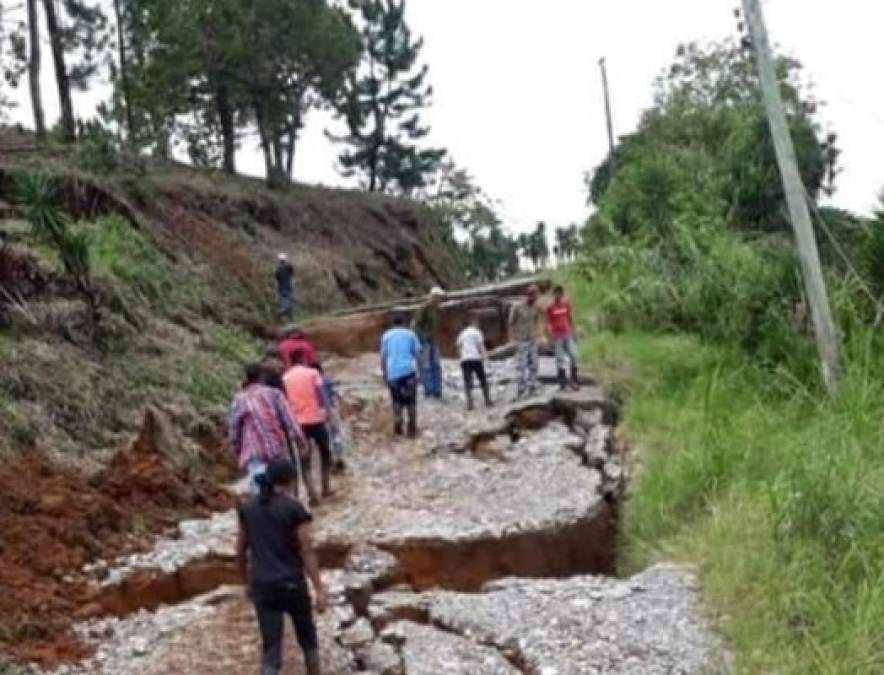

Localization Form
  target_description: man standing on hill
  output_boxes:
[237,458,327,675]
[283,351,332,503]
[414,287,445,400]
[276,253,296,320]
[229,363,307,493]
[546,284,581,390]
[508,285,544,401]
[381,314,422,437]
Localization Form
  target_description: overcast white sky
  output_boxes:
[5,0,884,233]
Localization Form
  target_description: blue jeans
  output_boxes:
[420,339,442,398]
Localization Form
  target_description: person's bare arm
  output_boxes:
[297,523,327,613]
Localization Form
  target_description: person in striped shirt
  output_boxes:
[229,363,307,494]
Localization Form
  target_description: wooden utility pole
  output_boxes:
[598,57,616,157]
[741,0,842,392]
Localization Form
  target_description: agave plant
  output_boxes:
[13,171,100,334]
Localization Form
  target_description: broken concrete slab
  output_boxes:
[368,565,727,675]
[382,621,519,675]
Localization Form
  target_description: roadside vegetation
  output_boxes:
[575,40,884,674]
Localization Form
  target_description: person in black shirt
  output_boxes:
[275,254,296,320]
[237,459,327,675]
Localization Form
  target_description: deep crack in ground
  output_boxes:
[32,353,725,675]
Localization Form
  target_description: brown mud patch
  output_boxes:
[0,423,235,667]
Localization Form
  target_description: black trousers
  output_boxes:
[301,422,332,474]
[461,360,490,405]
[252,577,318,675]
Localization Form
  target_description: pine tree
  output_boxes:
[41,0,109,141]
[330,0,445,194]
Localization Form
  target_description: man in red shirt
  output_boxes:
[279,328,318,371]
[546,284,581,390]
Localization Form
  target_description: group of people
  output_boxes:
[379,282,580,432]
[231,269,580,675]
[228,327,346,675]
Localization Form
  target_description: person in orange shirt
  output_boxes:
[283,351,333,504]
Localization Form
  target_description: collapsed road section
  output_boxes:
[31,353,727,674]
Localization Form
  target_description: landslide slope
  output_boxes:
[0,132,462,460]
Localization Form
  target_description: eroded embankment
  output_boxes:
[0,410,235,666]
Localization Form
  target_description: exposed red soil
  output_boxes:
[0,422,236,666]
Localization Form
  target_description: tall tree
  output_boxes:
[330,0,445,194]
[41,0,109,141]
[122,0,358,181]
[245,0,360,185]
[111,0,135,142]
[26,0,45,138]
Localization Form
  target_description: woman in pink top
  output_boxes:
[283,351,333,502]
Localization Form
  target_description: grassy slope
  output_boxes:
[569,275,884,674]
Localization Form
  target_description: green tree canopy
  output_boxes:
[329,0,445,194]
[589,40,838,237]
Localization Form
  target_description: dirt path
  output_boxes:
[29,352,725,675]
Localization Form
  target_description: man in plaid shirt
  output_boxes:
[229,363,306,493]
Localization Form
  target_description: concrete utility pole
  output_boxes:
[598,57,616,157]
[741,0,842,393]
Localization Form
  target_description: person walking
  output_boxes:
[276,254,296,320]
[315,362,346,472]
[380,314,421,437]
[546,284,581,390]
[279,328,318,371]
[229,363,307,493]
[283,351,332,503]
[508,285,544,401]
[237,458,327,675]
[456,314,492,410]
[414,287,445,400]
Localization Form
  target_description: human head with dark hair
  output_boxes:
[255,458,297,505]
[392,313,405,327]
[526,284,540,305]
[244,362,264,386]
[553,285,565,300]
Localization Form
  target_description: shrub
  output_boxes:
[77,121,120,175]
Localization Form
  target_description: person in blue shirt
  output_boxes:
[380,313,422,438]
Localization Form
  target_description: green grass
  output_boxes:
[569,274,884,674]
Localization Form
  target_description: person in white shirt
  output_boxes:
[456,314,493,411]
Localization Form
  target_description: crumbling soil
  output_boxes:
[0,428,235,666]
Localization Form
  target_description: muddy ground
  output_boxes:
[0,412,235,666]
